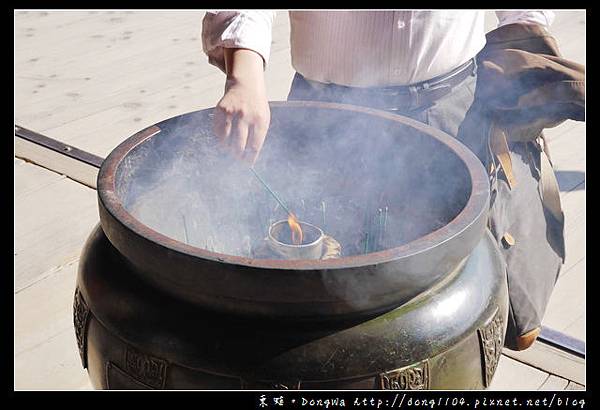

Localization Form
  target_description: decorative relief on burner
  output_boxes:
[124,346,169,389]
[272,381,301,390]
[379,360,429,390]
[240,379,301,390]
[477,307,504,387]
[73,287,91,369]
[106,361,155,390]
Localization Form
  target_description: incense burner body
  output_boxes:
[76,224,507,389]
[75,102,508,389]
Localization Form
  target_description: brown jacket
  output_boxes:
[475,23,585,142]
[465,23,585,350]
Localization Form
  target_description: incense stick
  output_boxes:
[363,204,371,254]
[377,208,383,251]
[181,214,189,244]
[250,167,293,217]
[382,206,388,248]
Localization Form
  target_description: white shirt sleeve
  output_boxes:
[495,10,555,28]
[202,10,276,73]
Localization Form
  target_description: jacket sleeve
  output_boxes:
[202,10,276,73]
[475,22,585,141]
[495,11,555,28]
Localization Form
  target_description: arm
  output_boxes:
[202,11,275,164]
[202,11,275,72]
[217,47,270,164]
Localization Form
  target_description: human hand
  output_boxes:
[213,48,271,165]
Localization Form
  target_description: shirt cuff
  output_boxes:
[202,11,275,73]
[495,11,555,29]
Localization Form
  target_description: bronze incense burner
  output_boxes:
[74,101,507,389]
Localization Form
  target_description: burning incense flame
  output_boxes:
[287,213,303,245]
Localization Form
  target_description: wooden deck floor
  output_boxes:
[14,10,585,390]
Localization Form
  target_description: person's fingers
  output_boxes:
[222,116,233,146]
[243,123,267,165]
[213,109,233,144]
[213,109,225,138]
[231,118,249,159]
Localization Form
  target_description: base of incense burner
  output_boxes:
[76,224,508,390]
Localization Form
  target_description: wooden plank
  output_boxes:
[14,161,99,291]
[14,260,92,390]
[547,117,586,140]
[15,136,100,188]
[265,48,295,101]
[13,160,97,389]
[566,381,585,390]
[563,314,586,342]
[15,260,79,356]
[14,157,66,199]
[561,225,585,279]
[542,117,585,343]
[14,11,203,64]
[544,121,580,144]
[16,50,217,131]
[15,48,199,103]
[32,80,227,158]
[559,188,585,277]
[15,12,209,130]
[488,355,550,390]
[543,258,585,339]
[270,11,292,53]
[545,262,586,338]
[545,122,586,173]
[562,190,585,237]
[15,35,212,113]
[543,114,586,321]
[545,122,586,194]
[548,12,586,64]
[543,117,586,341]
[15,326,91,390]
[502,341,585,385]
[538,374,570,391]
[483,11,497,31]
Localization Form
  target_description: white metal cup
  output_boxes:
[267,220,324,260]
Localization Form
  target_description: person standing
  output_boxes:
[201,10,585,351]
